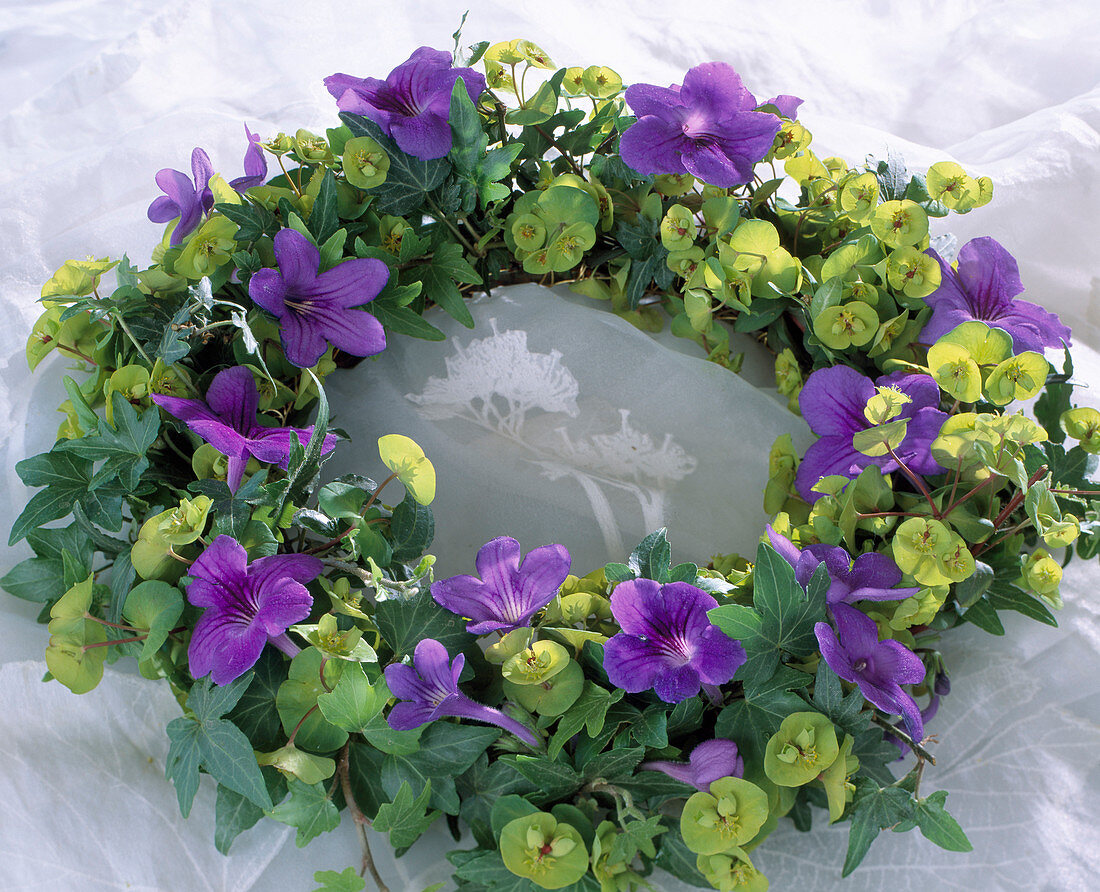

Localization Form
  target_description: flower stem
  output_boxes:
[871,714,936,765]
[425,196,481,256]
[286,704,318,747]
[885,445,939,517]
[113,313,153,366]
[338,743,391,892]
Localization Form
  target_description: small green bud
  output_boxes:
[175,215,238,280]
[581,65,622,99]
[869,200,928,248]
[984,352,1049,405]
[837,172,879,221]
[660,204,697,251]
[927,341,982,402]
[512,213,547,251]
[293,128,333,163]
[1022,548,1062,596]
[681,776,770,854]
[341,136,389,189]
[886,245,941,298]
[500,812,589,889]
[813,301,878,350]
[1060,407,1100,453]
[863,386,912,425]
[764,712,840,787]
[653,172,696,197]
[926,162,981,211]
[696,847,769,892]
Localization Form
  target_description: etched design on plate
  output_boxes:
[406,320,697,556]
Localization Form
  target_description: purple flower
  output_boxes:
[430,537,571,635]
[186,535,322,685]
[603,579,746,703]
[324,47,487,160]
[229,124,268,192]
[640,739,744,790]
[795,366,948,503]
[248,228,389,368]
[147,147,214,245]
[761,94,803,119]
[766,526,920,606]
[151,365,337,491]
[922,237,1071,354]
[619,62,781,188]
[385,638,539,747]
[815,604,925,741]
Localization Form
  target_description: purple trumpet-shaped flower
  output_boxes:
[249,228,389,368]
[619,62,782,187]
[815,604,926,742]
[640,739,744,790]
[430,537,571,635]
[147,147,214,245]
[324,47,487,160]
[229,124,268,192]
[762,94,803,119]
[766,526,920,607]
[385,638,539,747]
[186,535,322,685]
[921,237,1071,355]
[795,365,948,503]
[151,365,337,491]
[603,579,746,703]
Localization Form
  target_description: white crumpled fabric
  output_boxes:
[1,1,1098,890]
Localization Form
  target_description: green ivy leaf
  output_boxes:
[389,490,435,561]
[311,867,366,892]
[914,790,973,852]
[548,682,624,759]
[308,170,340,244]
[842,780,917,876]
[753,543,828,657]
[340,113,450,215]
[500,754,584,805]
[373,780,442,849]
[269,778,340,847]
[374,589,472,659]
[627,528,672,582]
[812,660,867,736]
[56,392,159,491]
[10,451,124,544]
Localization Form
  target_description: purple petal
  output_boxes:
[188,536,249,605]
[815,621,854,680]
[247,426,338,468]
[190,148,214,195]
[639,759,697,786]
[516,543,571,606]
[688,739,744,785]
[307,258,389,308]
[603,633,663,693]
[680,141,748,188]
[795,435,863,502]
[188,608,268,685]
[384,662,427,702]
[225,455,248,493]
[897,407,948,475]
[248,268,288,318]
[279,311,332,368]
[662,581,721,641]
[250,553,323,589]
[389,111,453,159]
[832,603,881,654]
[653,663,702,703]
[762,94,803,118]
[147,195,180,224]
[624,82,685,120]
[251,579,313,637]
[272,228,321,290]
[387,699,438,731]
[848,551,903,592]
[608,577,665,638]
[878,639,927,685]
[956,237,1024,316]
[891,684,925,741]
[680,62,756,118]
[204,367,259,434]
[412,638,460,694]
[799,366,875,439]
[619,117,689,176]
[692,626,746,685]
[431,574,496,626]
[765,525,803,568]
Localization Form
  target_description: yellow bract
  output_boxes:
[378,434,436,505]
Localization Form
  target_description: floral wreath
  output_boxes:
[9,29,1098,892]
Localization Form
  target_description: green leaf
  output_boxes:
[961,597,1005,635]
[122,580,184,661]
[57,392,159,491]
[309,170,340,244]
[915,790,973,852]
[548,682,624,759]
[269,778,341,847]
[377,722,501,815]
[506,69,567,126]
[615,814,667,861]
[215,769,286,855]
[165,717,203,818]
[708,603,762,642]
[812,660,867,735]
[412,240,480,328]
[227,648,288,749]
[752,543,828,657]
[389,489,435,561]
[10,451,94,544]
[986,584,1057,627]
[312,867,366,892]
[340,113,450,215]
[627,528,672,582]
[374,589,474,659]
[1,556,64,602]
[198,720,273,809]
[501,755,584,805]
[316,662,390,732]
[631,706,669,748]
[581,746,644,782]
[842,780,916,876]
[373,780,442,849]
[367,299,446,341]
[653,821,711,889]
